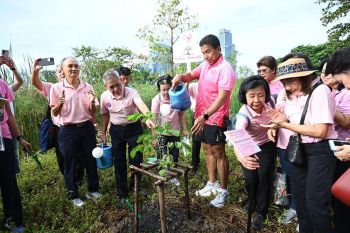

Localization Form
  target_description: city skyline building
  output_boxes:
[218,28,237,69]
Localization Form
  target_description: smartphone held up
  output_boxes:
[1,50,10,59]
[39,57,55,66]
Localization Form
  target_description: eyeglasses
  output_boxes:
[258,68,270,74]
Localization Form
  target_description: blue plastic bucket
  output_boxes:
[96,144,112,169]
[169,83,191,111]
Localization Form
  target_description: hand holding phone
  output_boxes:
[328,140,350,151]
[39,57,55,66]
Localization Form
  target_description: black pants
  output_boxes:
[294,140,336,233]
[158,135,180,163]
[242,141,275,217]
[109,121,143,199]
[191,117,201,171]
[0,139,23,226]
[55,126,85,183]
[332,159,350,233]
[59,122,99,199]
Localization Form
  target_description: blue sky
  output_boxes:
[0,0,329,71]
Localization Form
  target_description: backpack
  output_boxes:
[39,105,57,152]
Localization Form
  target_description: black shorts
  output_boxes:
[194,124,227,145]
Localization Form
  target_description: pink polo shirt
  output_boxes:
[276,89,294,149]
[188,82,198,112]
[269,81,284,96]
[235,105,271,146]
[100,87,142,125]
[38,81,60,126]
[283,81,337,143]
[151,93,181,131]
[192,55,236,127]
[50,79,99,125]
[0,79,14,139]
[334,89,350,140]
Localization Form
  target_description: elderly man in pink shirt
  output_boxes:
[172,34,236,208]
[100,69,155,201]
[50,57,100,207]
[31,59,85,185]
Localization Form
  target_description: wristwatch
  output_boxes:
[203,113,209,120]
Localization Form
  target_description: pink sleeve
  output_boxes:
[132,90,143,106]
[310,85,335,124]
[276,89,286,110]
[151,95,160,114]
[49,84,59,107]
[218,64,236,92]
[192,64,202,78]
[39,82,53,99]
[100,92,108,115]
[235,106,249,130]
[1,83,14,102]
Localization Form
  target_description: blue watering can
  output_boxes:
[93,144,112,169]
[169,83,191,111]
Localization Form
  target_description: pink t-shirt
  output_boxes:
[38,81,60,126]
[334,89,350,140]
[192,55,236,127]
[235,105,271,146]
[276,88,294,149]
[100,87,142,125]
[151,93,181,131]
[283,81,338,143]
[0,79,14,139]
[188,82,198,112]
[269,81,284,96]
[50,79,99,125]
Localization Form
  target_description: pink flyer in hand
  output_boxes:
[224,129,261,157]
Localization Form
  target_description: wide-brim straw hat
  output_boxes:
[273,58,318,81]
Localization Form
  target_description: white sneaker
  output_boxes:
[195,181,220,197]
[210,189,228,208]
[86,192,102,200]
[72,198,84,207]
[169,178,180,186]
[281,208,297,224]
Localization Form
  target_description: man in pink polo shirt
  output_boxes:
[172,34,236,208]
[31,59,85,185]
[50,57,100,207]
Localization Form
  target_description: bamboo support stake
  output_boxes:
[134,172,139,233]
[183,169,191,219]
[130,165,167,182]
[157,183,167,233]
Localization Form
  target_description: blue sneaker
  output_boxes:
[12,225,25,233]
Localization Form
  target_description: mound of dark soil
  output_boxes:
[109,202,236,233]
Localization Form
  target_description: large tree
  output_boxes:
[72,46,146,84]
[317,0,350,46]
[137,0,199,75]
[290,42,338,69]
